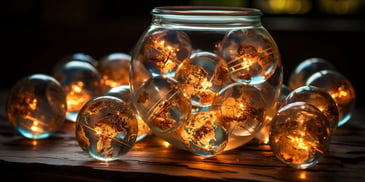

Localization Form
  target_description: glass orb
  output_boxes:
[97,52,132,92]
[75,96,138,161]
[135,29,192,77]
[212,83,266,151]
[134,76,191,134]
[219,29,280,84]
[282,85,339,133]
[175,51,229,109]
[53,60,103,122]
[306,70,356,127]
[6,74,67,139]
[181,111,228,156]
[288,57,336,90]
[104,85,151,142]
[269,102,332,169]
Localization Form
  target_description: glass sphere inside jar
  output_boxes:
[130,6,283,156]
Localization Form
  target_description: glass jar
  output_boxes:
[130,6,283,156]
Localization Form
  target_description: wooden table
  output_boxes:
[0,90,364,182]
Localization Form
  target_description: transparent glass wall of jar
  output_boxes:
[130,6,283,156]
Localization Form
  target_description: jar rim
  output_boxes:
[152,6,262,16]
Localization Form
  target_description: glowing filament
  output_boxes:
[31,125,40,132]
[28,98,38,110]
[22,115,47,134]
[240,57,253,71]
[330,85,348,99]
[288,135,309,151]
[228,56,255,73]
[73,81,83,93]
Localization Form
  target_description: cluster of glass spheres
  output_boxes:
[5,53,356,168]
[6,52,151,162]
[5,6,357,169]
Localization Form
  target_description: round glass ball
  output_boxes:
[97,52,132,92]
[75,96,138,161]
[6,74,67,139]
[211,83,266,151]
[269,102,332,169]
[53,60,103,122]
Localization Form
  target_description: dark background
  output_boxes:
[1,0,365,106]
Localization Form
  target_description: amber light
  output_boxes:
[66,81,90,113]
[152,39,179,74]
[161,140,171,148]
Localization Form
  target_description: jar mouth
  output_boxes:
[152,6,262,17]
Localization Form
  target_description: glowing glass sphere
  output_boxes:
[211,83,266,151]
[75,96,138,161]
[53,60,103,122]
[175,51,229,109]
[269,102,332,169]
[288,57,336,90]
[97,52,132,92]
[181,111,228,156]
[282,85,339,133]
[135,29,192,77]
[219,29,280,84]
[306,70,356,127]
[134,76,191,133]
[6,74,67,139]
[104,85,151,142]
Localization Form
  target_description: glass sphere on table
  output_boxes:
[211,83,266,151]
[6,74,67,139]
[53,60,103,122]
[75,96,138,161]
[269,101,332,169]
[97,52,132,92]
